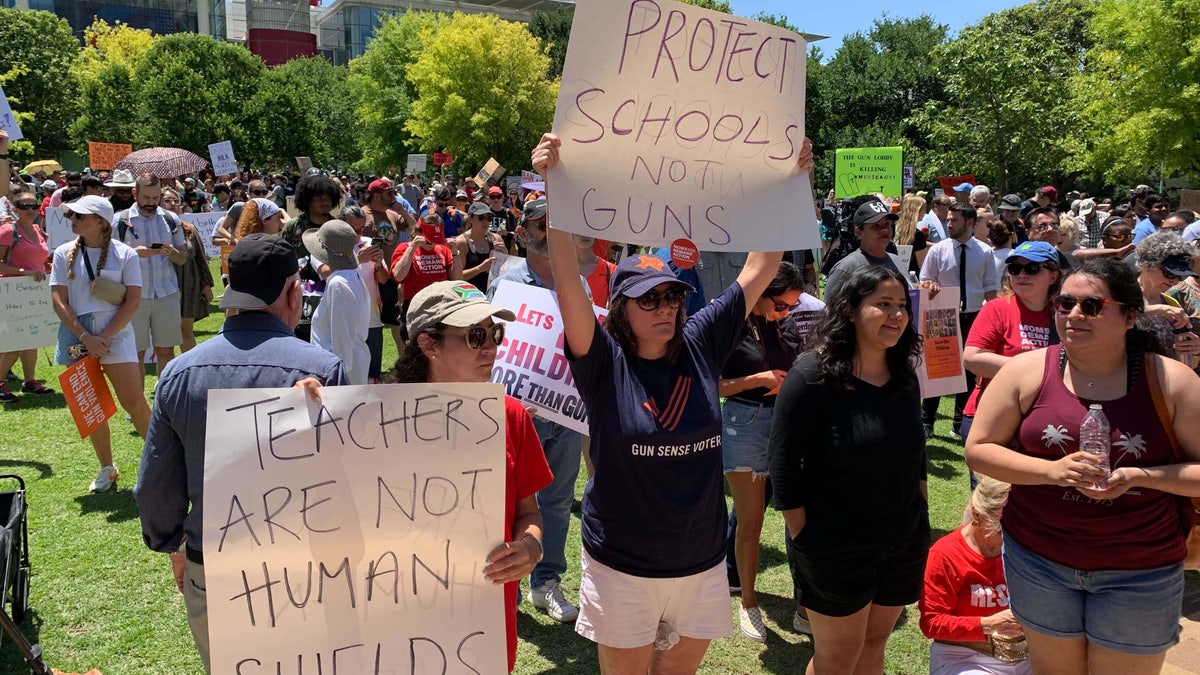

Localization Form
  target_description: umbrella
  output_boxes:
[114,147,209,179]
[24,160,62,174]
[521,181,545,192]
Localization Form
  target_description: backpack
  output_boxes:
[116,207,179,245]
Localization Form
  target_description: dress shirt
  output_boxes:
[919,237,1000,312]
[119,206,188,299]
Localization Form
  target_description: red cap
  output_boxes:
[419,220,446,245]
[367,178,392,193]
[1040,185,1058,201]
[488,186,503,196]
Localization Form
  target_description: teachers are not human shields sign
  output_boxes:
[551,0,817,252]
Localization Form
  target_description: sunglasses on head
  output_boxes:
[14,202,39,211]
[440,323,505,350]
[1052,294,1122,317]
[634,288,686,311]
[1006,261,1045,276]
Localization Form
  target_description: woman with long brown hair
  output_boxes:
[895,193,930,274]
[233,197,286,241]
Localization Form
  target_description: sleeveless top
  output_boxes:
[463,233,498,290]
[1003,345,1186,571]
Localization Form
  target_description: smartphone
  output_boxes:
[151,243,164,249]
[370,237,384,248]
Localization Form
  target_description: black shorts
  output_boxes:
[379,279,401,326]
[788,526,930,617]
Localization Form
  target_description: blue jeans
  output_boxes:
[366,326,383,380]
[531,416,582,588]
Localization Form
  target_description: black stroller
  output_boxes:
[0,474,49,675]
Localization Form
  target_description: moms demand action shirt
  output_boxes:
[567,283,745,578]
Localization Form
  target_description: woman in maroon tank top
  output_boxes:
[966,258,1200,675]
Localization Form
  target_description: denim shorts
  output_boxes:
[1002,534,1183,655]
[720,399,772,475]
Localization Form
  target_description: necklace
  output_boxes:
[1058,346,1138,392]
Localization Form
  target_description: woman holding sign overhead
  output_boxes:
[535,131,813,673]
[392,279,552,673]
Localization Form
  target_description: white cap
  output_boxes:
[62,195,115,225]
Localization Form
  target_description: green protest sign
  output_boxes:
[834,147,903,197]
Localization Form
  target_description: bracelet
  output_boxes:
[79,331,90,341]
[521,534,543,562]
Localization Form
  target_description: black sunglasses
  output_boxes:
[768,297,798,313]
[14,203,39,211]
[634,288,686,311]
[1052,294,1122,317]
[250,189,269,196]
[440,323,505,350]
[1006,262,1046,276]
[1157,266,1181,281]
[66,211,92,220]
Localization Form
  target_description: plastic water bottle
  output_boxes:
[654,621,679,651]
[1079,404,1111,488]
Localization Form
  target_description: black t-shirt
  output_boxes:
[568,283,746,577]
[768,352,928,551]
[489,207,515,234]
[721,313,804,406]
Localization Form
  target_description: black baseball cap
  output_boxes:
[852,200,898,229]
[219,234,299,310]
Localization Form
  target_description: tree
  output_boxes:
[133,34,266,158]
[752,12,798,32]
[349,11,449,173]
[676,0,734,12]
[264,57,357,167]
[528,5,574,79]
[69,20,160,153]
[405,12,557,173]
[0,8,79,158]
[911,0,1089,194]
[1070,0,1200,183]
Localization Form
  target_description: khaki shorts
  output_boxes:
[132,293,183,352]
[575,549,734,648]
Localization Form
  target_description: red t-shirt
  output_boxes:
[501,395,553,671]
[0,221,50,276]
[919,526,1008,642]
[390,242,454,299]
[963,295,1053,417]
[584,258,615,310]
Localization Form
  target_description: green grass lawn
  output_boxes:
[0,259,974,674]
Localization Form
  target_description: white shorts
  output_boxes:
[574,549,734,648]
[99,324,138,365]
[930,642,1032,675]
[132,293,183,351]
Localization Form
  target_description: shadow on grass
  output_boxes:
[0,607,45,674]
[0,394,67,411]
[73,485,139,523]
[0,460,53,480]
[755,591,814,673]
[926,440,964,481]
[516,611,595,671]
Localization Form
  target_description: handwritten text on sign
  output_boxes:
[490,281,604,435]
[203,384,508,674]
[180,211,227,259]
[550,0,816,252]
[88,142,133,171]
[0,85,22,141]
[208,140,238,177]
[0,278,58,352]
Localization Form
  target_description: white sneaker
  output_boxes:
[793,610,813,635]
[89,465,119,493]
[739,605,767,642]
[528,579,579,622]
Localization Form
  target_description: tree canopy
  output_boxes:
[0,8,79,158]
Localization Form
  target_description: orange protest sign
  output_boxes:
[937,174,977,197]
[58,357,117,439]
[220,245,235,275]
[87,142,133,171]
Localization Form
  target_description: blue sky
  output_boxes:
[732,0,1024,56]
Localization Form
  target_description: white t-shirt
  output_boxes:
[310,268,370,385]
[49,239,142,315]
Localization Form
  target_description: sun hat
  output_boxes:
[104,169,136,188]
[301,220,359,272]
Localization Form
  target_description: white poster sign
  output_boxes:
[0,85,23,141]
[895,244,913,273]
[490,281,604,435]
[0,278,58,351]
[549,0,816,252]
[208,141,238,176]
[915,286,968,398]
[45,207,73,251]
[408,153,428,173]
[180,211,227,258]
[203,383,508,674]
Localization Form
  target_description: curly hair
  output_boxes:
[808,266,922,394]
[234,199,267,240]
[1135,230,1191,267]
[605,293,688,364]
[294,174,342,213]
[390,326,445,383]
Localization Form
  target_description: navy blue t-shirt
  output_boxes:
[568,283,746,577]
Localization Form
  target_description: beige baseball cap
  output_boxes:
[405,281,516,337]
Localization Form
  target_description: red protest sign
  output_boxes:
[433,152,453,167]
[938,174,977,197]
[88,142,133,171]
[58,357,117,439]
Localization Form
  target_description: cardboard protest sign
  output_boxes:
[915,286,967,398]
[408,153,428,173]
[87,142,133,171]
[285,195,300,220]
[0,85,22,141]
[203,383,508,674]
[180,211,226,258]
[58,357,117,439]
[937,174,976,198]
[1179,189,1200,215]
[208,141,238,176]
[505,176,523,196]
[550,0,815,252]
[295,156,313,171]
[490,281,605,435]
[45,207,74,251]
[0,278,58,351]
[834,147,903,197]
[473,158,506,188]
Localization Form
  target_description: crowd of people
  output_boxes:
[4,121,1200,675]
